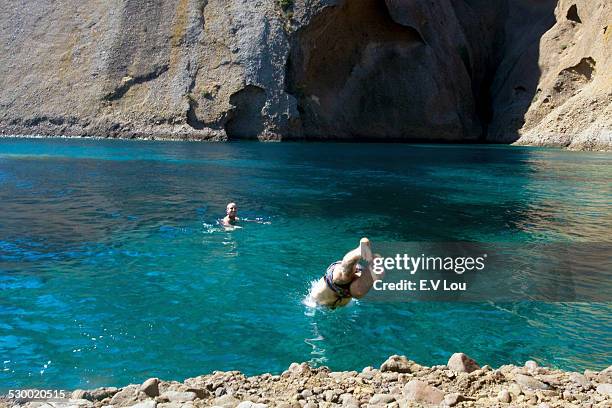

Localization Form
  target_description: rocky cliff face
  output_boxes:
[0,0,609,149]
[507,0,612,150]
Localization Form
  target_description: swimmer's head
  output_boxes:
[226,202,238,219]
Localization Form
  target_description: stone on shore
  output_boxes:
[596,383,612,396]
[403,380,444,405]
[339,393,359,408]
[508,382,522,397]
[380,355,420,373]
[514,374,551,390]
[568,372,592,389]
[442,392,470,407]
[599,365,612,383]
[236,402,268,408]
[72,387,119,401]
[110,385,140,407]
[497,389,511,403]
[93,387,120,401]
[159,391,196,402]
[72,390,90,400]
[62,399,94,408]
[140,378,160,397]
[368,393,396,405]
[447,353,480,373]
[128,401,157,408]
[213,395,240,408]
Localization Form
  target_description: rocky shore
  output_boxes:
[2,354,611,408]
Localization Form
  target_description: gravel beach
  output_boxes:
[3,354,611,408]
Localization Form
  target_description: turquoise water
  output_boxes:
[0,138,610,391]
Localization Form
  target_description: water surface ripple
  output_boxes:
[0,139,610,390]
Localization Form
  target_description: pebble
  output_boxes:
[300,390,312,399]
[160,391,196,402]
[89,387,120,401]
[447,353,480,373]
[323,390,336,402]
[596,383,612,396]
[110,386,139,407]
[509,383,522,396]
[379,355,418,373]
[443,392,468,406]
[140,378,160,398]
[65,399,94,408]
[212,395,240,408]
[515,374,551,390]
[584,369,598,380]
[72,390,89,400]
[498,389,511,403]
[236,402,268,408]
[128,401,156,408]
[368,394,396,405]
[404,380,444,405]
[358,371,374,380]
[600,365,612,382]
[569,372,591,389]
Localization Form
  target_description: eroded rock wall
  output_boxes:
[510,0,612,150]
[0,0,298,140]
[0,0,610,148]
[285,0,481,140]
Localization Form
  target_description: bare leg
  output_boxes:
[348,239,375,298]
[350,263,374,298]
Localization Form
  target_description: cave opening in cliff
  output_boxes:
[285,0,431,140]
[566,5,581,23]
[224,85,266,140]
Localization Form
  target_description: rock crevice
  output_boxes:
[103,65,170,102]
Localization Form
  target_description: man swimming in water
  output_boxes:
[221,202,270,228]
[310,238,383,307]
[221,202,239,226]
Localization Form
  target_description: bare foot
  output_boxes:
[360,237,373,263]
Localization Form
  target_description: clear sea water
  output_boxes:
[0,138,610,391]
